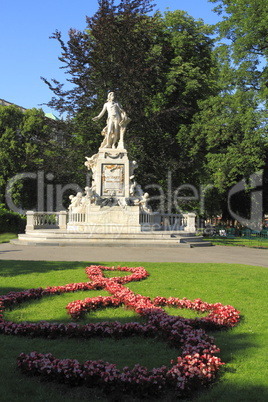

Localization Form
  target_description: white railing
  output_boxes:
[26,210,196,232]
[139,212,156,225]
[34,213,57,227]
[140,212,196,232]
[159,213,185,230]
[26,211,67,230]
[68,212,86,223]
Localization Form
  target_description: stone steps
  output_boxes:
[18,230,194,239]
[11,230,212,248]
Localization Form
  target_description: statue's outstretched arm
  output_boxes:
[92,103,107,121]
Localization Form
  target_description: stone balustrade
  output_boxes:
[26,210,196,232]
[68,212,86,224]
[26,211,67,230]
[139,212,196,232]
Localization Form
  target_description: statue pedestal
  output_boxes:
[67,205,142,234]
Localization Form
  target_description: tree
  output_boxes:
[42,0,158,116]
[0,105,75,211]
[209,0,268,102]
[178,41,267,222]
[208,0,268,219]
[42,0,217,211]
[0,106,47,207]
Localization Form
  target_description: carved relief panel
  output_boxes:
[101,164,125,196]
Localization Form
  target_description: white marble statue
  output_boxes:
[85,154,98,178]
[85,154,98,197]
[68,192,83,213]
[130,180,144,197]
[83,186,93,206]
[139,192,152,213]
[69,186,99,213]
[92,92,131,149]
[129,160,138,181]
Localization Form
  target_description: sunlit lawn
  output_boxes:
[0,232,18,243]
[0,260,267,401]
[207,236,268,249]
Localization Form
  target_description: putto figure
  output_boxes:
[92,92,130,149]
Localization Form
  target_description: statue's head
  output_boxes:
[107,92,115,101]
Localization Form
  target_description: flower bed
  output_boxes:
[0,265,240,398]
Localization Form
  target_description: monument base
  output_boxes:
[67,205,144,233]
[13,230,211,247]
[13,210,213,247]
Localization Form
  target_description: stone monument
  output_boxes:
[67,92,152,233]
[16,92,202,246]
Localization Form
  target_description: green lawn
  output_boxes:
[0,260,267,401]
[207,236,268,248]
[0,232,18,243]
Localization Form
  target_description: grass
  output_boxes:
[206,236,268,248]
[0,232,18,243]
[0,260,267,401]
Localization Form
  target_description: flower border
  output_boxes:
[0,265,240,398]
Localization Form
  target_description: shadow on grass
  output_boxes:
[209,330,256,365]
[0,260,101,276]
[0,286,29,296]
[193,383,268,402]
[0,328,265,402]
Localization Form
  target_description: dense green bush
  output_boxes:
[0,204,26,233]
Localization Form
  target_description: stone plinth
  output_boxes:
[67,205,142,233]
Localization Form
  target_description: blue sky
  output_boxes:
[0,0,220,116]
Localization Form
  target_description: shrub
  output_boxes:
[0,204,26,233]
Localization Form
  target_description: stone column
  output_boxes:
[184,213,196,232]
[58,211,67,229]
[26,211,35,231]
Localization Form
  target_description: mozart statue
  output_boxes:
[92,92,131,149]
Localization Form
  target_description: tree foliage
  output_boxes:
[209,0,268,101]
[0,105,74,210]
[42,0,158,116]
[207,0,268,218]
[178,37,267,220]
[0,106,48,187]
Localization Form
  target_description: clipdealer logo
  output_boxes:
[4,170,264,231]
[228,171,263,231]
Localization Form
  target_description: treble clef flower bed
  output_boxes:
[0,265,240,398]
